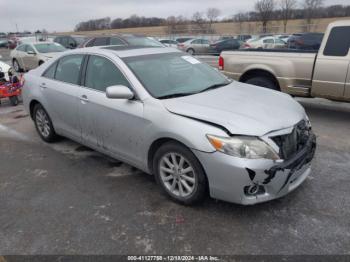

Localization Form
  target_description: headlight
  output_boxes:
[207,135,280,160]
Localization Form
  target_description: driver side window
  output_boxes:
[84,55,130,92]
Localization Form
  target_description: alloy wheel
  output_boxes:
[159,153,196,198]
[35,108,51,138]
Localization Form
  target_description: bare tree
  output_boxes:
[192,12,209,34]
[206,8,221,33]
[255,0,275,33]
[234,12,248,34]
[303,0,324,30]
[279,0,297,33]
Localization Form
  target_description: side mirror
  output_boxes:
[27,50,36,55]
[106,85,134,100]
[69,43,76,49]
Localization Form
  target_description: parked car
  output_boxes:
[219,20,350,102]
[287,33,324,50]
[78,34,164,48]
[175,37,193,43]
[209,39,241,54]
[0,39,8,48]
[159,39,178,48]
[23,46,315,205]
[177,38,211,55]
[11,42,66,72]
[53,35,88,49]
[242,37,286,49]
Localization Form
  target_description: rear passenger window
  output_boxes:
[85,39,95,47]
[263,39,274,44]
[324,26,350,57]
[55,55,84,85]
[92,37,109,46]
[84,55,130,92]
[42,61,58,79]
[110,37,125,46]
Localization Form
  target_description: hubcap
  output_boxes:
[14,61,19,71]
[36,109,50,137]
[159,153,196,198]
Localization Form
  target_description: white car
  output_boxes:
[243,37,286,49]
[10,42,66,72]
[0,58,13,81]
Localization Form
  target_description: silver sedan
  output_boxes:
[22,47,316,205]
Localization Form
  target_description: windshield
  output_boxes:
[124,36,164,47]
[123,53,231,99]
[34,43,66,53]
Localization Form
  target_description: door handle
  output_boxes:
[80,95,89,102]
[40,82,47,89]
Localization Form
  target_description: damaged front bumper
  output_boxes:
[193,133,316,205]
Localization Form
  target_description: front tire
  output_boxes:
[13,59,22,72]
[246,76,278,91]
[33,104,58,143]
[153,142,208,205]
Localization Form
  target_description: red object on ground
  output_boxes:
[0,78,22,106]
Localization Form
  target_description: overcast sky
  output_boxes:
[1,0,349,32]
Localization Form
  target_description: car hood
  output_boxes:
[161,82,306,136]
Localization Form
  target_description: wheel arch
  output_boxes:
[239,68,281,91]
[29,99,41,119]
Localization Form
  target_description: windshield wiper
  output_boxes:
[157,92,196,100]
[199,82,231,93]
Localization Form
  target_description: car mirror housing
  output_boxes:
[106,85,134,100]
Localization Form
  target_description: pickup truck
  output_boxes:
[219,20,350,102]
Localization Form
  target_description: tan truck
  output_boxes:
[219,20,350,102]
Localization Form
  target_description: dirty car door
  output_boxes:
[78,55,145,164]
[42,54,84,141]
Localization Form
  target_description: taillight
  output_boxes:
[243,43,251,48]
[219,56,224,70]
[178,43,185,48]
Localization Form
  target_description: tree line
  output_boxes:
[74,1,350,33]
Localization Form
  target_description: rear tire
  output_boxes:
[246,76,278,91]
[186,48,195,55]
[153,142,208,205]
[9,96,19,106]
[33,104,58,143]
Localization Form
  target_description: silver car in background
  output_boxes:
[177,38,211,55]
[22,47,316,205]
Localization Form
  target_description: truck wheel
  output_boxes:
[9,96,19,106]
[246,77,278,91]
[153,142,208,205]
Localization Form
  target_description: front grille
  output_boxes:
[271,120,311,160]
